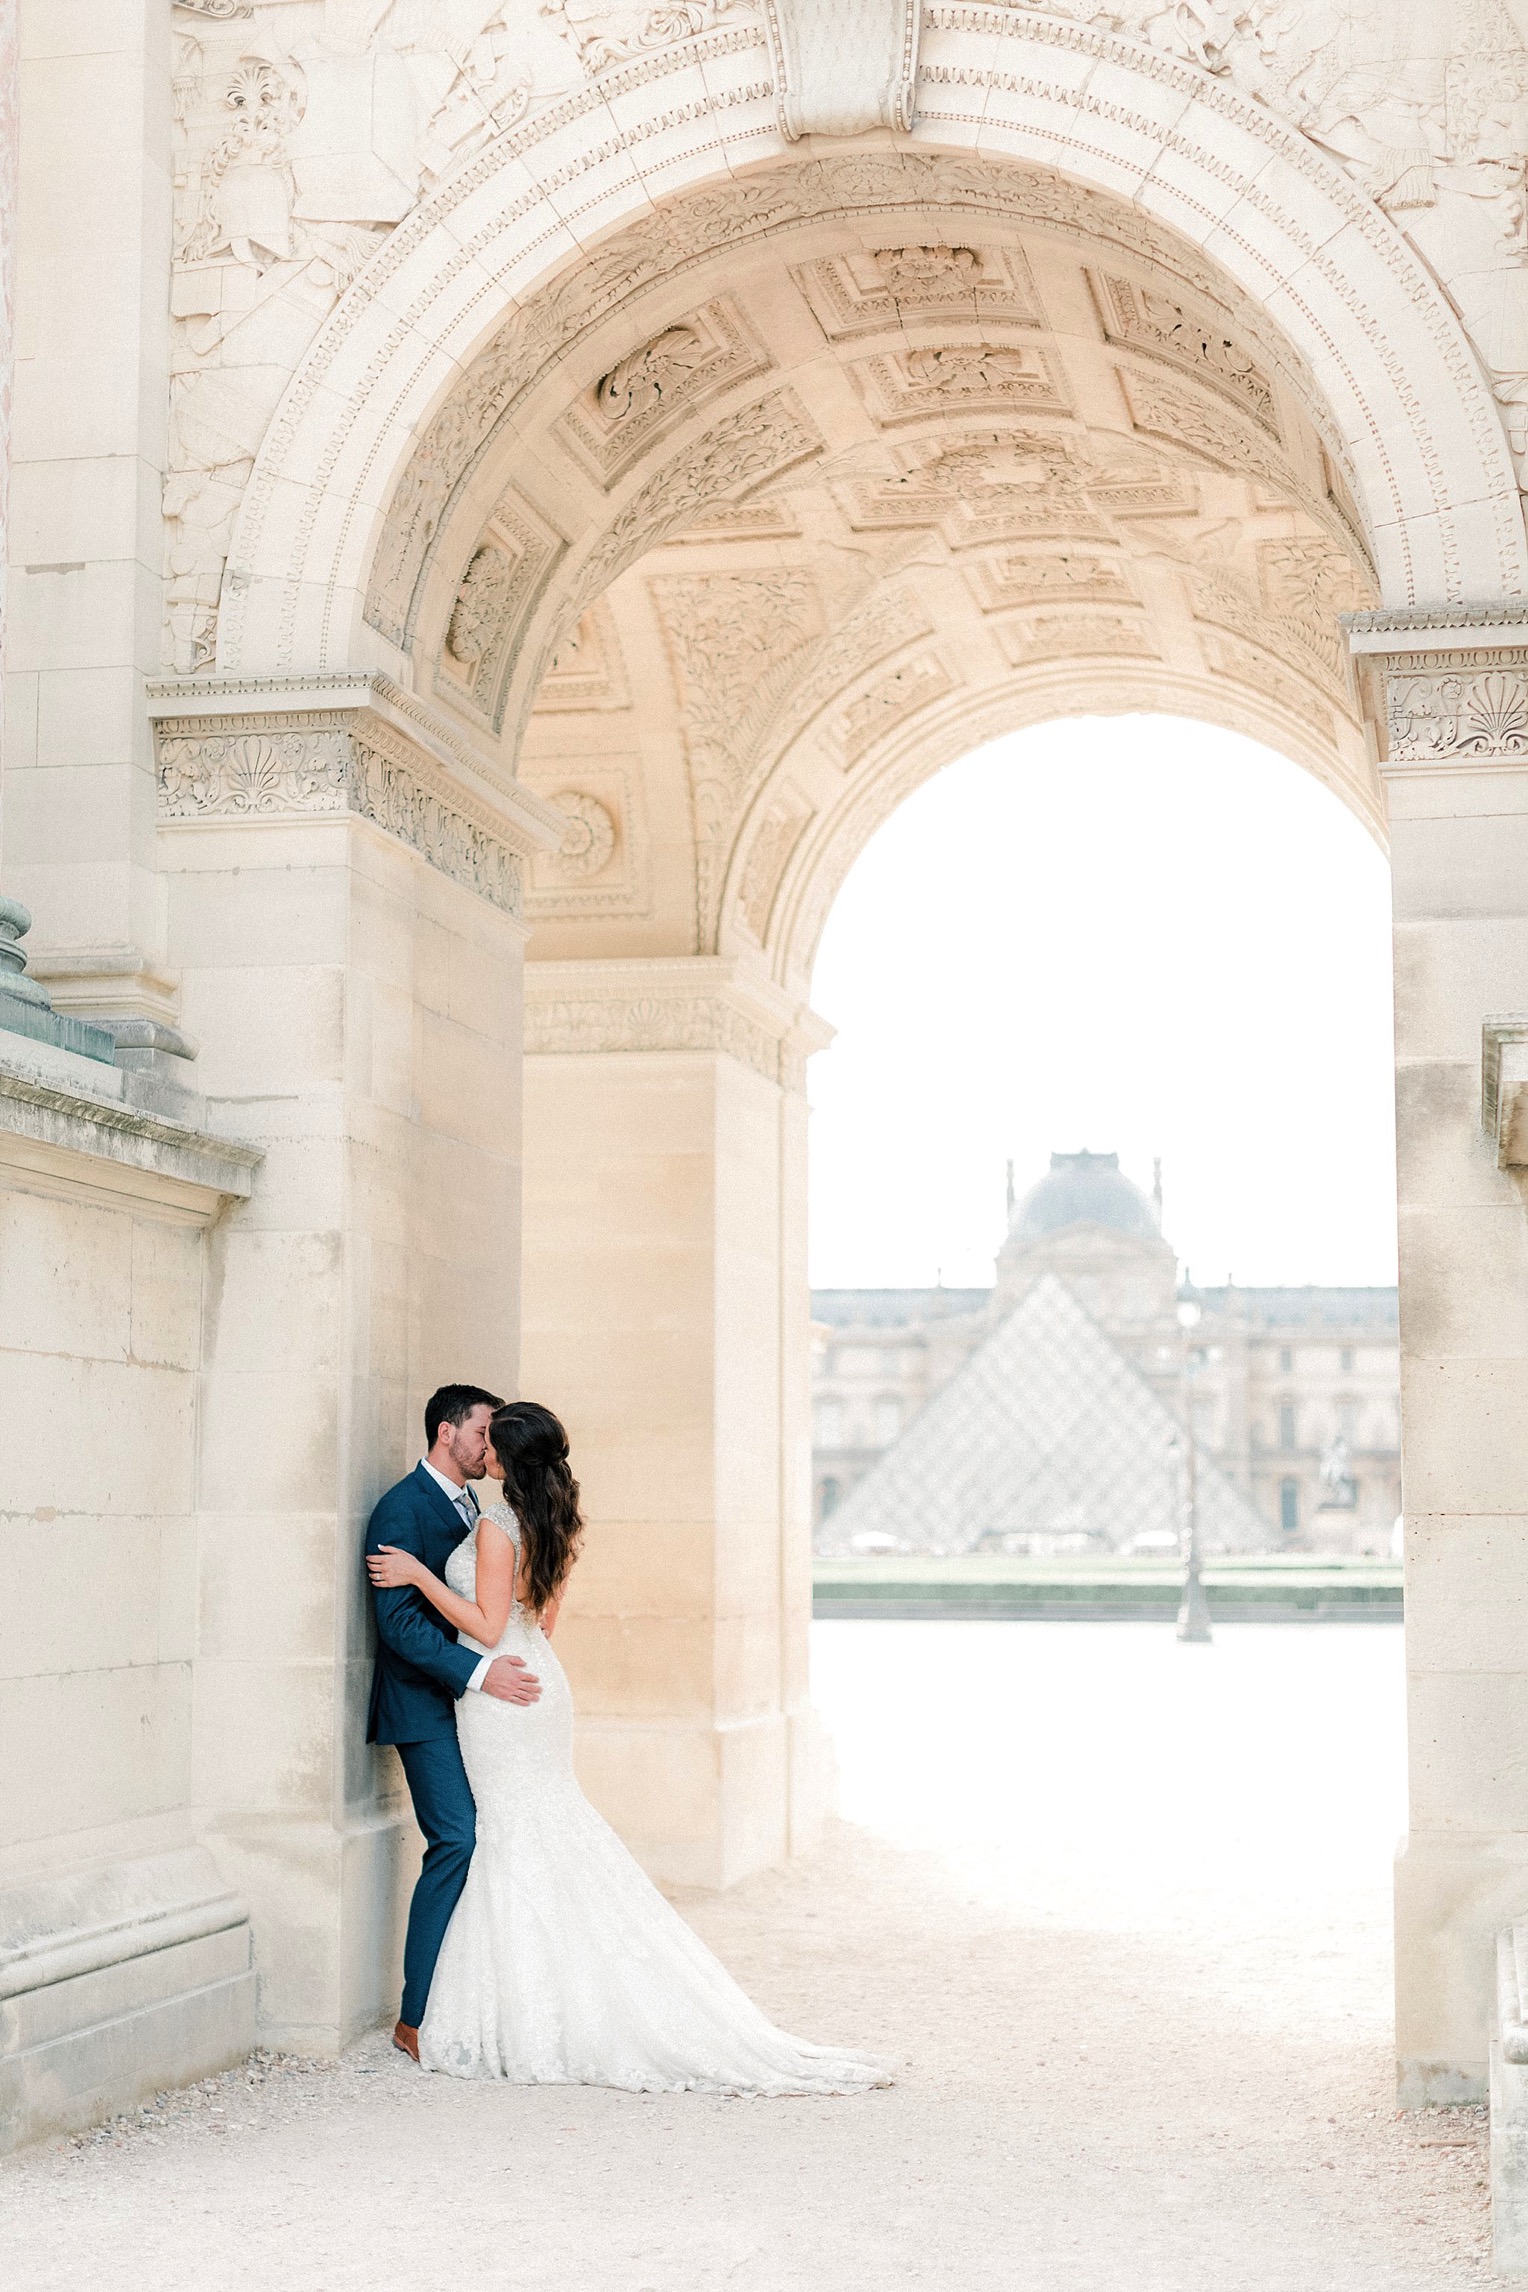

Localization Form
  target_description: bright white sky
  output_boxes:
[807,715,1396,1292]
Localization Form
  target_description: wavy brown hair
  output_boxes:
[488,1401,583,1614]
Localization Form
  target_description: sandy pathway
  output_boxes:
[0,1622,1491,2288]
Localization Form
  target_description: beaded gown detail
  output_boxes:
[417,1503,889,2095]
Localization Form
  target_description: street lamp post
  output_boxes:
[1176,1296,1213,1644]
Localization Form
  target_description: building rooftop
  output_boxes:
[1011,1149,1161,1243]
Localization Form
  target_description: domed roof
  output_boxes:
[1010,1151,1160,1243]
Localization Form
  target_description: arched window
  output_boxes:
[1278,1402,1297,1450]
[1280,1478,1300,1534]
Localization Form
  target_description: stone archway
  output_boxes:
[146,29,1528,2106]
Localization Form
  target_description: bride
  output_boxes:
[366,1400,888,2096]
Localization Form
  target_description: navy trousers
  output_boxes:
[396,1733,477,2028]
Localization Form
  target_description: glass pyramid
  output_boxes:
[820,1272,1268,1556]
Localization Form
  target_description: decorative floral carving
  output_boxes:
[572,393,823,614]
[790,242,1043,338]
[1385,666,1528,761]
[965,551,1134,613]
[847,342,1071,427]
[996,612,1155,668]
[652,567,822,929]
[1087,272,1278,437]
[835,656,952,767]
[542,0,740,73]
[532,603,631,712]
[1118,368,1290,496]
[556,302,772,487]
[157,730,349,815]
[1199,630,1334,740]
[545,791,618,880]
[154,713,523,914]
[434,494,567,734]
[446,546,517,671]
[737,794,813,941]
[173,1,252,17]
[525,992,783,1082]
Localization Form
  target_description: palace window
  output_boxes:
[1278,1402,1297,1450]
[1340,1347,1354,1373]
[1280,1478,1300,1534]
[1279,1346,1294,1372]
[819,1478,841,1520]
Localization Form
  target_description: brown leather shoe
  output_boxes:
[392,2020,420,2063]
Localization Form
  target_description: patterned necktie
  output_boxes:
[454,1483,477,1531]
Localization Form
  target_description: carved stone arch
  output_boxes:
[739,657,1389,994]
[218,10,1528,739]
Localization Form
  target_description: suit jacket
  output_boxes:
[365,1463,483,1745]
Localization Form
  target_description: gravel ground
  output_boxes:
[0,1622,1492,2289]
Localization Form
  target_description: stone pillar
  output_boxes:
[1352,608,1528,2102]
[520,959,833,1888]
[4,0,173,1023]
[145,676,557,2050]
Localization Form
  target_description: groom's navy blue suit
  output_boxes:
[366,1463,483,2028]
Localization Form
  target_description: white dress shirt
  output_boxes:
[419,1458,492,1693]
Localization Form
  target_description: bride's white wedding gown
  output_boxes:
[418,1505,889,2095]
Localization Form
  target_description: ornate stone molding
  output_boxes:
[1344,611,1528,769]
[0,1037,262,1219]
[147,676,566,916]
[761,0,920,140]
[523,958,827,1089]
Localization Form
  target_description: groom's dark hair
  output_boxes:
[425,1383,504,1447]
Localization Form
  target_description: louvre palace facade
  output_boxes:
[811,1150,1402,1557]
[3,0,1528,2161]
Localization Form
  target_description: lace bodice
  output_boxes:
[443,1500,524,1655]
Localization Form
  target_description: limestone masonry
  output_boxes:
[2,4,1528,2234]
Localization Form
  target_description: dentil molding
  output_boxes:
[147,675,565,917]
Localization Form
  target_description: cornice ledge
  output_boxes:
[1345,605,1528,657]
[0,1052,263,1210]
[145,674,565,858]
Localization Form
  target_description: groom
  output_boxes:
[366,1382,542,2062]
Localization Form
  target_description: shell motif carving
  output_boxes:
[549,790,618,878]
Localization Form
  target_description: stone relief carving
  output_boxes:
[554,301,772,488]
[652,567,823,930]
[524,989,784,1083]
[521,763,651,915]
[155,716,523,914]
[1086,272,1279,437]
[358,148,1338,669]
[544,790,618,880]
[1119,369,1291,497]
[542,0,745,73]
[835,655,953,767]
[766,585,933,758]
[1199,629,1335,740]
[737,791,814,940]
[434,493,567,734]
[532,601,631,711]
[996,611,1156,668]
[846,342,1072,427]
[964,550,1136,613]
[789,243,1043,339]
[569,393,824,619]
[1381,659,1528,761]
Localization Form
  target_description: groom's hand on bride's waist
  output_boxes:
[481,1655,542,1705]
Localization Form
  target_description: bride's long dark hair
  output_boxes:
[488,1401,583,1614]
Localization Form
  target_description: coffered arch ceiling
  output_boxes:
[375,153,1381,986]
